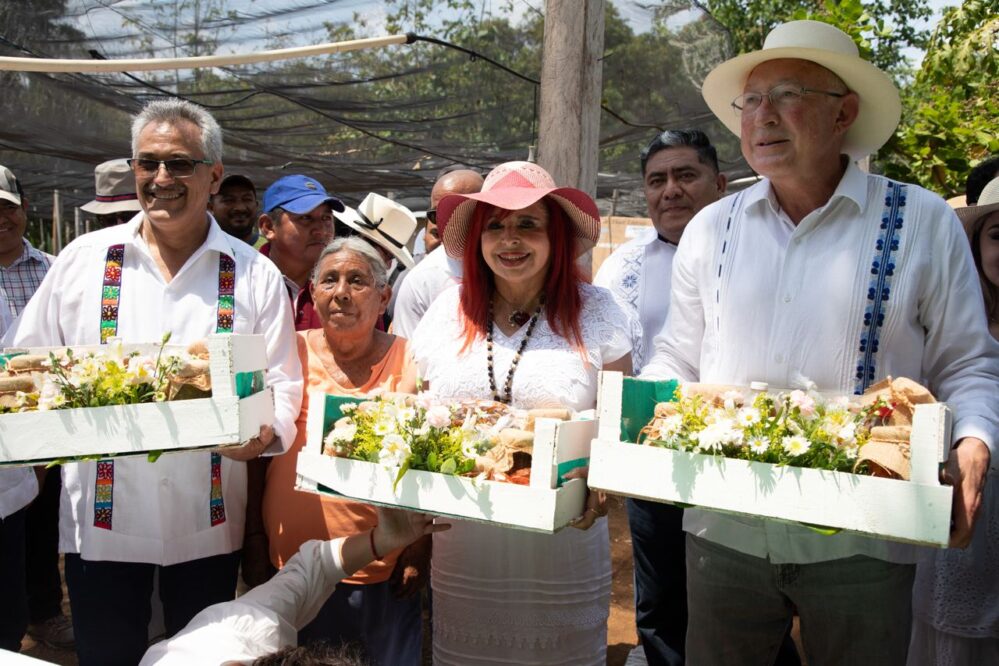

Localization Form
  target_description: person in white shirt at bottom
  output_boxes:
[641,20,999,665]
[140,508,449,666]
[4,99,303,666]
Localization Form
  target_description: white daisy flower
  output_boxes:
[373,419,396,437]
[737,407,761,427]
[781,435,810,456]
[747,436,770,454]
[378,433,410,468]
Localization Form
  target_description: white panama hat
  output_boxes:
[956,177,999,230]
[702,20,901,160]
[335,193,417,268]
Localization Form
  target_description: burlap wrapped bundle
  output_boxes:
[475,428,534,477]
[473,408,571,481]
[4,354,51,374]
[0,375,35,409]
[855,377,936,480]
[166,358,212,401]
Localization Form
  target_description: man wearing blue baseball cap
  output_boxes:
[258,175,344,330]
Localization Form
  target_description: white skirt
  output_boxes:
[431,518,611,665]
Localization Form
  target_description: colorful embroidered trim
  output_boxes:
[93,247,235,530]
[854,182,907,394]
[210,253,235,527]
[209,452,226,526]
[217,254,235,333]
[99,244,125,343]
[94,461,115,530]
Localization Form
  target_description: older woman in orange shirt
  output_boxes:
[262,236,421,666]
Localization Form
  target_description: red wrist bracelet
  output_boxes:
[369,529,383,561]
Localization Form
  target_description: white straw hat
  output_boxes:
[956,177,999,230]
[702,20,901,160]
[336,193,417,268]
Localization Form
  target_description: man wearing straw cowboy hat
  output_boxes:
[80,159,144,229]
[642,20,999,663]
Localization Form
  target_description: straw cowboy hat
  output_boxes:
[956,177,999,230]
[336,193,418,268]
[80,159,142,215]
[702,20,901,160]
[437,161,600,259]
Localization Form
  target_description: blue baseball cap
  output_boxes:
[262,175,344,215]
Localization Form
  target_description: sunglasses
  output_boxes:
[425,209,437,225]
[127,158,214,178]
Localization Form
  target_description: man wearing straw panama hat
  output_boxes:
[642,19,999,664]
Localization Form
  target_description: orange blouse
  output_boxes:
[262,329,415,585]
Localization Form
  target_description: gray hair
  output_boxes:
[311,236,389,288]
[131,99,223,164]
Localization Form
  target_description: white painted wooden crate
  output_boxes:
[0,334,274,466]
[295,390,593,533]
[588,372,954,547]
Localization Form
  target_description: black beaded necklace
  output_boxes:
[486,295,545,404]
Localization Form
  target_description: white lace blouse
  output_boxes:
[411,282,635,410]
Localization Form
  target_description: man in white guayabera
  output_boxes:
[4,99,303,666]
[641,20,999,665]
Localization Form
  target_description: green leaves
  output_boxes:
[883,1,998,196]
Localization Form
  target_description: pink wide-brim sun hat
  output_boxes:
[437,161,601,259]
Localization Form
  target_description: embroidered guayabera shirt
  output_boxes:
[641,162,999,564]
[594,227,676,372]
[4,213,302,565]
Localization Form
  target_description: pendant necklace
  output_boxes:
[497,292,541,328]
[486,295,545,404]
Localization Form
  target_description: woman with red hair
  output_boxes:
[410,162,635,664]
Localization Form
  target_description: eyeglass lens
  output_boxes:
[128,158,203,178]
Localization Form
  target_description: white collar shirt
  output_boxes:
[139,538,346,665]
[641,162,999,564]
[3,213,303,565]
[390,246,462,339]
[594,228,676,372]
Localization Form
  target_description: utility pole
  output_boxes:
[52,190,63,254]
[537,0,605,278]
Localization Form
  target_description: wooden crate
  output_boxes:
[295,392,593,533]
[0,334,274,466]
[587,372,954,547]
